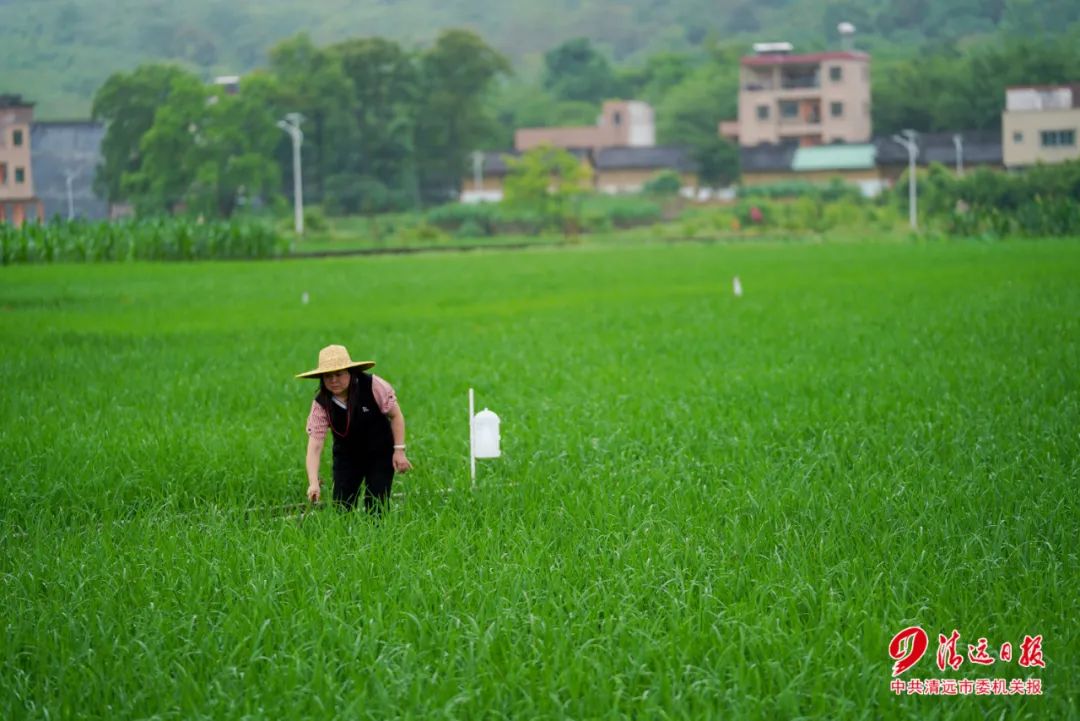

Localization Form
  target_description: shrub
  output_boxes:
[822,198,866,229]
[581,196,663,228]
[302,206,328,232]
[904,159,1080,237]
[426,195,664,237]
[740,179,862,203]
[427,203,497,235]
[642,171,683,196]
[454,218,487,240]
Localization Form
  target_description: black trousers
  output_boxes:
[332,455,394,512]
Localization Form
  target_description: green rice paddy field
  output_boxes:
[1,238,1078,719]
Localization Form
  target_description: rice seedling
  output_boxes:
[1,237,1076,719]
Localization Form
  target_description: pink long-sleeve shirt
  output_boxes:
[305,375,397,441]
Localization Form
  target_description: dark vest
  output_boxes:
[315,371,394,464]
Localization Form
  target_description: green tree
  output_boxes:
[330,37,422,211]
[118,71,208,215]
[694,139,740,187]
[725,1,761,33]
[267,34,359,206]
[876,0,931,33]
[619,52,695,106]
[642,170,683,195]
[503,145,592,231]
[655,59,740,186]
[543,38,624,103]
[873,34,1080,133]
[871,54,952,133]
[488,83,598,149]
[118,72,282,217]
[415,29,510,202]
[1001,0,1080,33]
[185,74,283,217]
[91,63,196,204]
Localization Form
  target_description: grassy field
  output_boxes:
[1,237,1077,719]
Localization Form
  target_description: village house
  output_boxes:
[0,94,44,226]
[514,100,655,152]
[462,100,698,201]
[740,142,885,196]
[740,131,1003,197]
[728,37,1010,195]
[593,146,696,195]
[722,41,872,149]
[1002,84,1080,168]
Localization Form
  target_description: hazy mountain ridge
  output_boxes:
[2,0,1077,117]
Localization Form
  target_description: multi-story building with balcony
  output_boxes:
[1002,84,1080,168]
[0,94,43,226]
[724,43,871,148]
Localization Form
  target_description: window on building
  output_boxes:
[612,111,622,127]
[15,167,26,184]
[1040,129,1076,147]
[757,104,770,120]
[779,101,799,119]
[0,162,7,184]
[831,102,844,117]
[12,129,23,146]
[830,66,842,82]
[1013,131,1023,143]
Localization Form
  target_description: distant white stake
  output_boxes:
[733,276,743,298]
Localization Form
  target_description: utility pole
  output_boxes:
[277,113,305,235]
[953,133,964,177]
[892,129,919,230]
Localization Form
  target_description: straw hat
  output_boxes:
[296,344,375,379]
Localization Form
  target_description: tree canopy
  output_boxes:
[92,29,509,216]
[872,31,1080,134]
[12,0,1080,119]
[86,16,1080,217]
[543,38,625,104]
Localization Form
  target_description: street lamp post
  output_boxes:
[277,113,305,235]
[471,151,484,200]
[892,129,919,230]
[63,168,80,221]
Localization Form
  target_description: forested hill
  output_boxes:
[3,0,1079,118]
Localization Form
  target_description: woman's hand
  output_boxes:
[393,450,412,473]
[307,481,321,504]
